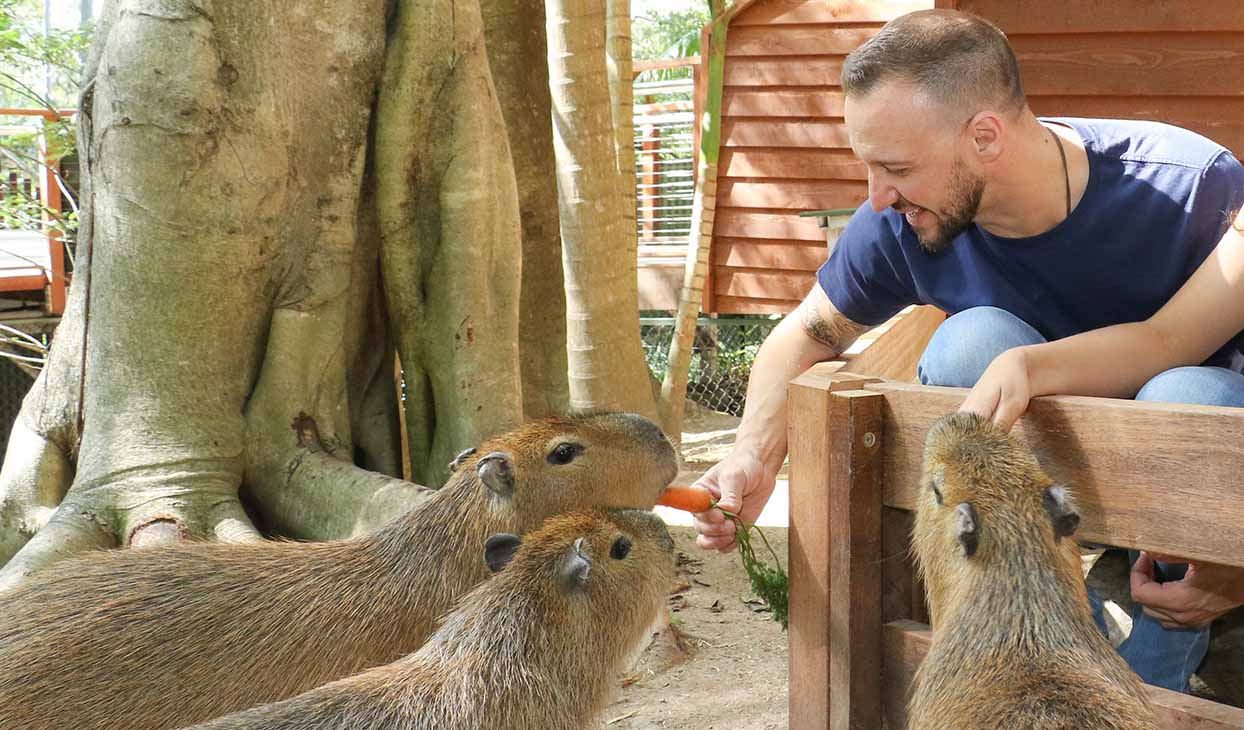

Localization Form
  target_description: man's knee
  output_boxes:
[1135,366,1244,408]
[918,307,1046,388]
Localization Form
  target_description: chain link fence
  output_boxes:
[641,315,780,416]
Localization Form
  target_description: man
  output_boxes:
[691,9,1244,693]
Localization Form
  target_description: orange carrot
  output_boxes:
[656,485,717,513]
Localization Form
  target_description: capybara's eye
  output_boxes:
[930,478,944,505]
[547,442,584,465]
[610,536,632,560]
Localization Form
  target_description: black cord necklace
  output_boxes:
[1048,125,1071,218]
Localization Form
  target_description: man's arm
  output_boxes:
[693,285,871,551]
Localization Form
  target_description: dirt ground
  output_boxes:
[604,405,789,730]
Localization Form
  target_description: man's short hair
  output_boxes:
[841,9,1025,114]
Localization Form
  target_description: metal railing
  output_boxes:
[633,59,697,250]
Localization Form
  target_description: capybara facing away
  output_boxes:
[182,508,676,730]
[909,412,1157,730]
[0,412,679,730]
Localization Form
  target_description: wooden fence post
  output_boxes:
[789,366,883,730]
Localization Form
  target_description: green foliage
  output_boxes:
[0,0,89,241]
[730,513,788,629]
[0,0,91,110]
[633,6,710,61]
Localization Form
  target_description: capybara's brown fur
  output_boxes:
[909,412,1157,730]
[182,508,675,730]
[0,413,678,730]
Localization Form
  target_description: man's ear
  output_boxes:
[484,533,522,573]
[560,537,592,591]
[966,110,1004,163]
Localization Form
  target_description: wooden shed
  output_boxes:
[692,0,1244,315]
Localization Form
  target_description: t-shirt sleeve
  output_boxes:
[1189,150,1244,251]
[815,205,919,326]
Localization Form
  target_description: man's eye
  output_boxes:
[888,167,910,177]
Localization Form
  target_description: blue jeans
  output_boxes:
[919,306,1244,693]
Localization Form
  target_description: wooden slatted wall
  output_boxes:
[955,0,1244,161]
[708,0,930,314]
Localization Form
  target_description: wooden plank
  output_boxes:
[868,382,1244,567]
[787,371,884,730]
[715,208,843,242]
[881,621,1244,729]
[718,178,868,210]
[719,148,867,180]
[712,267,816,302]
[1029,95,1244,158]
[1013,33,1244,97]
[723,88,846,118]
[712,294,801,314]
[723,56,846,87]
[827,390,884,730]
[713,237,828,271]
[836,305,945,382]
[960,0,1244,34]
[728,25,880,57]
[732,0,930,26]
[722,118,851,148]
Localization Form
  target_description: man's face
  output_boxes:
[844,81,985,252]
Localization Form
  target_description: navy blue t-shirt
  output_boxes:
[817,118,1244,370]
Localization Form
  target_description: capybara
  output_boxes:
[909,412,1157,730]
[181,508,675,729]
[0,412,678,730]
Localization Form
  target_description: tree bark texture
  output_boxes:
[0,0,537,585]
[480,0,571,421]
[546,0,657,420]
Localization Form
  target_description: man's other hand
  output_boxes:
[1130,551,1244,629]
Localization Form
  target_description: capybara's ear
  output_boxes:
[560,537,592,591]
[448,447,477,473]
[1043,485,1080,540]
[955,502,979,557]
[477,452,515,497]
[484,533,523,573]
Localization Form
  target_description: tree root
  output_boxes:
[0,420,74,565]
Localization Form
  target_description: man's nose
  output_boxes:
[867,173,899,213]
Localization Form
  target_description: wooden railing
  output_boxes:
[0,107,73,315]
[788,365,1244,730]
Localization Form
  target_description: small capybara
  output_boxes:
[0,412,678,730]
[909,412,1157,730]
[181,508,675,730]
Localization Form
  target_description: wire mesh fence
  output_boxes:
[641,314,780,416]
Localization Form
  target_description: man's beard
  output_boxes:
[901,158,984,253]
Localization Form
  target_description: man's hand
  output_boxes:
[690,450,778,553]
[958,347,1033,432]
[1130,551,1244,629]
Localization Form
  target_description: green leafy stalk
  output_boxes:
[725,511,788,629]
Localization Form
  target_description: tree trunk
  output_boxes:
[606,0,636,264]
[0,0,525,587]
[659,6,725,438]
[480,0,570,421]
[546,0,657,420]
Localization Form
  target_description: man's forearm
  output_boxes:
[734,311,848,473]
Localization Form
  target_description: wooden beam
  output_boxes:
[835,305,945,382]
[788,369,884,730]
[881,621,1244,729]
[868,382,1244,567]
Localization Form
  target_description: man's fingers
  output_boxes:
[1141,605,1185,630]
[992,393,1028,432]
[958,387,999,421]
[1130,551,1160,601]
[695,532,738,553]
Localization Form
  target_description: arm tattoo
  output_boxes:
[797,298,869,354]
